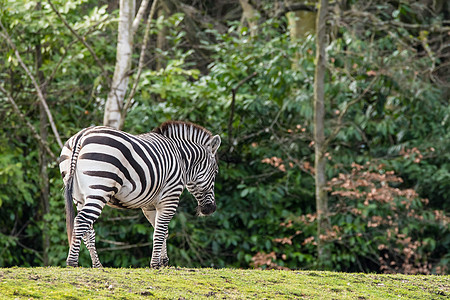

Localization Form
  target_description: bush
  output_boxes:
[254,162,449,274]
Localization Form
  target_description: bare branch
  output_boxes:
[179,3,228,33]
[107,214,141,221]
[47,0,108,83]
[264,126,315,177]
[341,9,450,32]
[227,72,257,151]
[16,240,44,262]
[119,0,159,130]
[132,0,151,34]
[275,2,317,18]
[234,72,258,93]
[43,15,113,89]
[42,39,77,89]
[324,76,378,148]
[99,238,128,246]
[97,242,152,252]
[0,85,57,161]
[0,21,63,149]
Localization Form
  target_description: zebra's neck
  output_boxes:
[152,121,213,185]
[153,121,212,148]
[172,139,208,186]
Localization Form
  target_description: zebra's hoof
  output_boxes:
[150,262,161,269]
[66,261,78,267]
[162,258,169,267]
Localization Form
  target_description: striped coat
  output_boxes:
[59,121,221,268]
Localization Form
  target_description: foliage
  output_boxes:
[0,141,37,266]
[0,0,114,267]
[253,162,449,274]
[0,0,448,274]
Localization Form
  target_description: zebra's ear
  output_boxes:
[210,135,221,155]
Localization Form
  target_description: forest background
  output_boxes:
[0,0,449,275]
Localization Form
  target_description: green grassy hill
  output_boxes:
[0,267,448,299]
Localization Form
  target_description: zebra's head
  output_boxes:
[187,135,221,216]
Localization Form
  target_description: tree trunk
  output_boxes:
[156,5,166,71]
[35,3,50,265]
[238,0,258,36]
[286,8,316,40]
[39,96,50,266]
[287,1,317,69]
[313,0,330,268]
[104,0,135,129]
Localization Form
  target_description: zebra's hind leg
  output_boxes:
[66,213,90,267]
[67,197,106,267]
[82,226,103,268]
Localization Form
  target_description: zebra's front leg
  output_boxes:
[82,226,103,268]
[142,208,170,268]
[151,208,176,268]
[161,233,169,267]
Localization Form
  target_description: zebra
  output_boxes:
[58,121,221,268]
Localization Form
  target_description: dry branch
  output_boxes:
[274,2,317,18]
[47,0,108,81]
[179,3,228,33]
[324,76,378,149]
[97,242,152,252]
[132,0,151,34]
[0,85,57,161]
[228,72,257,151]
[0,20,63,149]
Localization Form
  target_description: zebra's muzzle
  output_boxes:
[198,202,216,216]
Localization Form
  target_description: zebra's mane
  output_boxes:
[153,121,213,146]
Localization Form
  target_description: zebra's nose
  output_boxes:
[199,202,216,216]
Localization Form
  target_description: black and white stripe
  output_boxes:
[59,121,221,268]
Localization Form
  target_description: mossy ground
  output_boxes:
[0,267,448,299]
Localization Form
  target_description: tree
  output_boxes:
[0,0,112,266]
[103,0,153,129]
[313,0,330,267]
[238,0,258,36]
[0,0,448,273]
[286,1,316,40]
[35,2,50,265]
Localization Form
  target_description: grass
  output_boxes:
[0,267,448,299]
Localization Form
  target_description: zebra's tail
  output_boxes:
[63,130,86,247]
[64,174,75,247]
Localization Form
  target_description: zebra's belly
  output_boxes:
[110,186,160,209]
